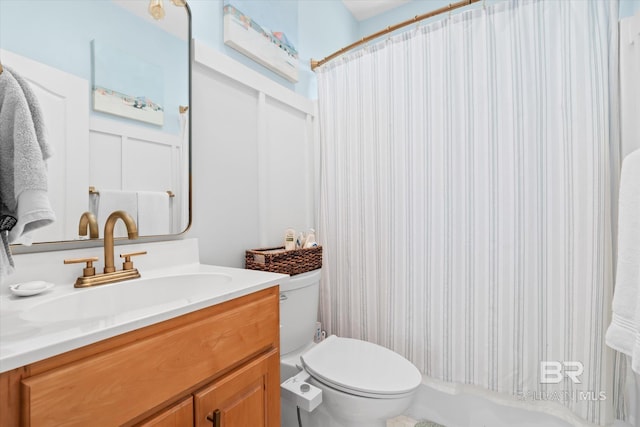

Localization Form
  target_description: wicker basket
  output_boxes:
[245,246,322,276]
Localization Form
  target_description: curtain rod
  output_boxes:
[310,0,481,71]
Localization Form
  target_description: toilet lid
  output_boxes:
[300,335,421,398]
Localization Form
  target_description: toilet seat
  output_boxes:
[300,335,422,399]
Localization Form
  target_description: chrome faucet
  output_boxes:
[78,211,99,239]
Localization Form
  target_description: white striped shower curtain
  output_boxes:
[316,0,622,424]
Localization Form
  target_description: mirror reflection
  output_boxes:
[0,0,191,245]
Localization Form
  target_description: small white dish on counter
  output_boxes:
[9,281,55,297]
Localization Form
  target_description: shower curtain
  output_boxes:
[316,0,621,424]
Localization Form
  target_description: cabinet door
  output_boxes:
[21,288,278,426]
[194,349,280,427]
[135,396,193,427]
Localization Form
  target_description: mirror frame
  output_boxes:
[10,2,192,255]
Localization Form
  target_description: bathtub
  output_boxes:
[404,378,635,427]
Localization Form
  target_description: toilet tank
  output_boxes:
[280,268,321,356]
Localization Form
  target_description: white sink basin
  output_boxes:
[0,239,290,375]
[20,273,233,324]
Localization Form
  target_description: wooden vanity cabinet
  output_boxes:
[0,286,281,427]
[136,397,194,427]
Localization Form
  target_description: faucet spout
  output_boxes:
[104,210,138,273]
[78,211,99,239]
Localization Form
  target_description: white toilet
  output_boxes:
[280,269,422,427]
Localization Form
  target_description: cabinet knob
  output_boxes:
[206,409,221,427]
[119,251,147,270]
[63,257,99,277]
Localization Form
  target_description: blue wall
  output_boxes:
[298,0,359,97]
[0,0,188,133]
[620,0,640,17]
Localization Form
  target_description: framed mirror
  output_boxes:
[0,0,191,246]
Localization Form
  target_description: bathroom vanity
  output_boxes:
[0,240,286,427]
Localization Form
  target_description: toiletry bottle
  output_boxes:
[303,228,317,248]
[284,228,296,251]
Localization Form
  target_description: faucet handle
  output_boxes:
[120,251,147,271]
[64,257,99,277]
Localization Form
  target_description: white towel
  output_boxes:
[606,148,640,374]
[137,191,170,236]
[9,190,57,245]
[96,190,138,238]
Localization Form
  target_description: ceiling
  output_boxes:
[342,0,412,21]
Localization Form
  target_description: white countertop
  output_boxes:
[0,239,289,373]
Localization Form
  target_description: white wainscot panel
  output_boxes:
[89,131,123,190]
[192,41,318,267]
[191,66,260,267]
[263,97,314,245]
[125,138,173,191]
[89,118,182,197]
